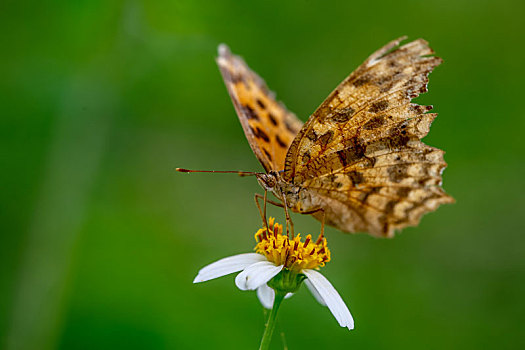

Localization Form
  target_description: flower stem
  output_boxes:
[259,291,285,350]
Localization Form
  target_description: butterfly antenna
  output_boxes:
[175,168,262,177]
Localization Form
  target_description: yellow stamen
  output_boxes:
[254,217,331,272]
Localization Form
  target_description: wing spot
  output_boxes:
[256,99,266,109]
[388,164,406,183]
[306,128,318,141]
[368,100,389,113]
[318,130,334,147]
[353,74,372,87]
[362,115,386,130]
[275,134,287,148]
[251,126,270,142]
[397,187,411,198]
[384,201,396,215]
[337,147,365,167]
[263,148,273,162]
[410,104,429,113]
[330,107,355,123]
[418,177,438,186]
[243,105,260,120]
[268,113,278,126]
[302,151,311,163]
[347,171,364,185]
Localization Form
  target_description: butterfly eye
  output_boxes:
[260,173,277,188]
[266,175,276,188]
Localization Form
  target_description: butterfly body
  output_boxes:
[256,172,319,214]
[217,38,454,238]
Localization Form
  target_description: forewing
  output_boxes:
[217,44,303,172]
[284,37,453,237]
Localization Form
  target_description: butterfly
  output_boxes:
[184,37,453,238]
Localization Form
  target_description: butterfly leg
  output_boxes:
[254,195,285,208]
[254,193,285,233]
[254,192,269,233]
[281,195,295,238]
[301,208,325,243]
[263,190,268,231]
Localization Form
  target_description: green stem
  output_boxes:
[259,291,285,350]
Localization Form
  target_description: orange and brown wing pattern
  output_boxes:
[284,37,453,237]
[303,142,453,237]
[217,44,303,172]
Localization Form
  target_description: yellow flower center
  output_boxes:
[254,217,331,272]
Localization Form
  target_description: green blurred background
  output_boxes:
[2,0,524,349]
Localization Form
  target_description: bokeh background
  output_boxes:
[2,0,525,349]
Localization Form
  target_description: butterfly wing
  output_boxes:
[283,37,454,237]
[217,45,303,172]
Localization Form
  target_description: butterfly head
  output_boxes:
[255,170,280,191]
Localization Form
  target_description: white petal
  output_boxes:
[193,253,265,283]
[256,284,294,309]
[303,269,354,330]
[235,262,283,291]
[256,284,275,309]
[305,278,327,306]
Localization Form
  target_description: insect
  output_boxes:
[178,37,454,238]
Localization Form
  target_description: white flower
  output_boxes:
[193,251,354,330]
